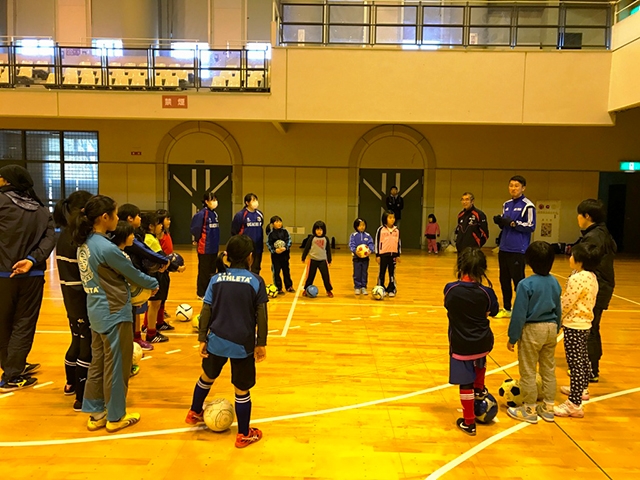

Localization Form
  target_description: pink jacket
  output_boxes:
[424,223,440,236]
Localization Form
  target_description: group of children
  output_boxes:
[446,199,614,435]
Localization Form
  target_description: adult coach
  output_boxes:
[0,165,56,392]
[455,192,489,255]
[386,186,404,226]
[231,193,264,275]
[492,175,536,319]
[573,199,616,382]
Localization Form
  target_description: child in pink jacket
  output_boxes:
[424,214,440,253]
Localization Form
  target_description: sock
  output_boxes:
[134,331,142,341]
[460,388,475,425]
[64,360,76,386]
[156,305,165,328]
[190,377,213,413]
[92,411,106,420]
[473,366,486,392]
[235,392,252,436]
[146,328,157,340]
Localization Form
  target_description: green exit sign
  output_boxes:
[620,162,640,172]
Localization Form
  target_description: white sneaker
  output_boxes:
[361,288,368,295]
[560,386,589,401]
[354,288,360,295]
[554,400,584,418]
[388,291,396,297]
[495,308,511,319]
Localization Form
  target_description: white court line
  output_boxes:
[280,265,307,337]
[140,356,152,361]
[166,349,181,355]
[310,323,321,326]
[33,382,53,390]
[425,386,640,480]
[390,313,399,316]
[331,320,342,323]
[370,315,381,318]
[268,329,279,333]
[0,393,14,399]
[289,326,300,330]
[408,312,417,315]
[193,345,199,348]
[553,272,640,306]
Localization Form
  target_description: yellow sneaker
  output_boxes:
[495,308,512,319]
[87,414,107,431]
[106,413,141,433]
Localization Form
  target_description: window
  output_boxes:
[15,39,55,57]
[0,130,98,212]
[92,39,124,57]
[246,42,272,60]
[170,42,208,60]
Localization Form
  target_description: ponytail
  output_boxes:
[53,190,93,228]
[69,195,117,246]
[217,235,254,272]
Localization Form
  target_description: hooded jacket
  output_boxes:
[574,223,616,309]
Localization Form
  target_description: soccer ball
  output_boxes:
[274,240,286,250]
[175,304,193,322]
[371,285,385,300]
[266,284,279,298]
[169,252,184,267]
[498,375,543,407]
[132,342,143,366]
[130,284,152,307]
[355,244,370,258]
[475,393,498,424]
[305,285,318,298]
[203,398,235,432]
[192,313,200,331]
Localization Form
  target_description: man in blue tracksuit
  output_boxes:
[231,193,264,275]
[492,175,536,318]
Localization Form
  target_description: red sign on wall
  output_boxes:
[162,95,188,109]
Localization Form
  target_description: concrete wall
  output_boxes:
[609,12,640,111]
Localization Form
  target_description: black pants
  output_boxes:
[498,250,526,311]
[271,251,292,291]
[378,254,397,293]
[0,276,45,382]
[197,252,218,298]
[65,316,92,403]
[251,248,263,275]
[588,307,604,377]
[305,259,332,292]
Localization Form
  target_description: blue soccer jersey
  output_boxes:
[203,268,269,358]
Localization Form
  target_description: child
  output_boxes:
[349,218,374,295]
[190,193,220,299]
[375,211,401,297]
[424,214,440,254]
[231,193,264,275]
[444,248,498,436]
[70,195,158,433]
[185,235,268,448]
[118,204,170,351]
[301,220,333,297]
[111,221,136,251]
[156,208,174,322]
[555,242,601,418]
[506,241,562,424]
[53,190,94,412]
[266,215,294,294]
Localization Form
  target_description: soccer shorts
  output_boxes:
[202,353,256,391]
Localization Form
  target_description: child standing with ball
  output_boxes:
[185,235,268,448]
[444,248,499,436]
[301,220,333,297]
[349,218,375,295]
[266,215,294,294]
[375,211,401,297]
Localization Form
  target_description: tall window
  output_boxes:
[0,130,99,212]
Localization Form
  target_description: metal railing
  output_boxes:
[276,1,614,49]
[0,44,270,92]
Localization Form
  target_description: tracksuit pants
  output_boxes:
[378,254,397,293]
[353,257,370,289]
[271,251,292,291]
[0,276,45,382]
[498,250,526,311]
[65,316,92,404]
[305,259,332,292]
[197,252,218,298]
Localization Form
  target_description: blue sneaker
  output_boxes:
[507,405,538,424]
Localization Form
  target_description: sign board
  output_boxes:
[162,95,188,109]
[620,162,640,172]
[534,201,560,243]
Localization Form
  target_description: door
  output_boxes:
[359,169,423,249]
[168,165,232,245]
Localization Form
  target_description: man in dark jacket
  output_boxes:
[0,164,56,392]
[573,199,616,382]
[385,186,404,226]
[455,192,489,255]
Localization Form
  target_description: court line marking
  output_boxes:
[289,326,300,330]
[310,322,321,326]
[0,393,14,399]
[166,350,181,355]
[425,386,640,480]
[140,356,153,361]
[0,360,519,448]
[280,265,307,337]
[553,272,640,306]
[32,382,53,390]
[331,320,342,323]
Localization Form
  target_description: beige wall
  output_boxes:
[2,110,640,244]
[609,13,640,112]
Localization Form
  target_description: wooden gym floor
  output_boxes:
[1,246,639,479]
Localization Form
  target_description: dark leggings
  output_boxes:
[64,316,92,403]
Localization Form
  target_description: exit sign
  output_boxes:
[620,162,640,172]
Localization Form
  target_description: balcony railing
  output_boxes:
[0,45,270,92]
[276,1,613,50]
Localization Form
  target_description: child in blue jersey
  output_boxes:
[185,235,268,448]
[506,241,561,424]
[231,193,264,275]
[444,248,499,436]
[266,215,294,294]
[349,218,375,295]
[191,193,220,298]
[70,195,158,433]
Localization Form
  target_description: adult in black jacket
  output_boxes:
[573,199,616,381]
[385,186,404,226]
[0,165,56,392]
[455,192,489,254]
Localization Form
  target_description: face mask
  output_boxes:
[251,201,259,210]
[211,201,218,209]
